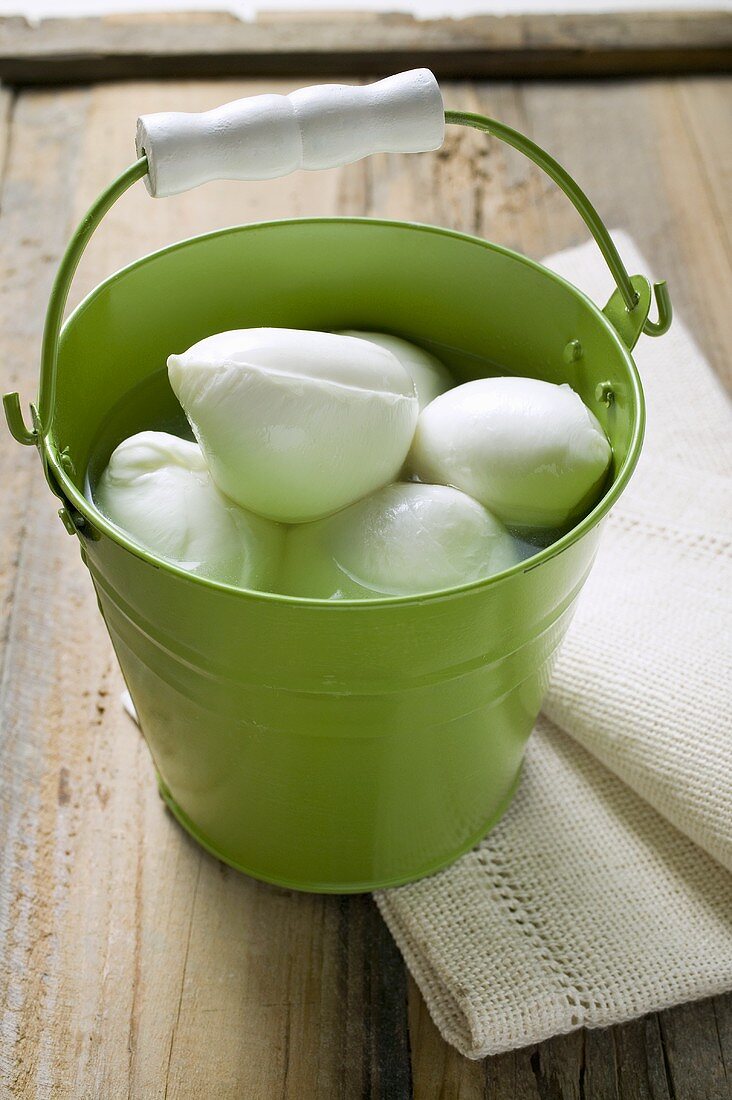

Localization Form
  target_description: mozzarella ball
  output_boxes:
[339,330,453,409]
[279,481,520,600]
[94,431,284,589]
[168,328,419,523]
[410,377,612,530]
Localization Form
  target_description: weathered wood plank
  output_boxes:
[583,1027,621,1100]
[677,77,732,263]
[0,87,112,1099]
[0,86,12,194]
[0,11,731,86]
[613,1015,672,1100]
[712,994,732,1087]
[659,998,731,1100]
[0,81,18,610]
[0,86,65,632]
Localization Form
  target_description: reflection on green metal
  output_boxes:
[602,274,652,351]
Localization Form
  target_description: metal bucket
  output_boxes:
[4,91,670,892]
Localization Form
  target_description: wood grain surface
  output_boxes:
[0,75,731,1099]
[0,10,731,85]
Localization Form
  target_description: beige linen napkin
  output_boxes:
[375,234,732,1058]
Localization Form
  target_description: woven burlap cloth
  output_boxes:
[375,234,732,1059]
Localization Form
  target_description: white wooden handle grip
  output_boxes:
[136,69,445,198]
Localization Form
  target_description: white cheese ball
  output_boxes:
[279,481,520,600]
[339,330,453,409]
[94,431,284,589]
[410,377,612,530]
[168,328,419,523]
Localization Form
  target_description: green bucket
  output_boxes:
[4,82,670,893]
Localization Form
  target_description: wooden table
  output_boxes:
[1,62,731,1098]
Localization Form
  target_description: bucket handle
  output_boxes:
[3,72,671,449]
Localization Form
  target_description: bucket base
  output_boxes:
[155,766,523,894]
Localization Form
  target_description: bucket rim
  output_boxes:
[47,215,645,608]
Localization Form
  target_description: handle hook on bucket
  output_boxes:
[3,392,36,446]
[642,280,672,336]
